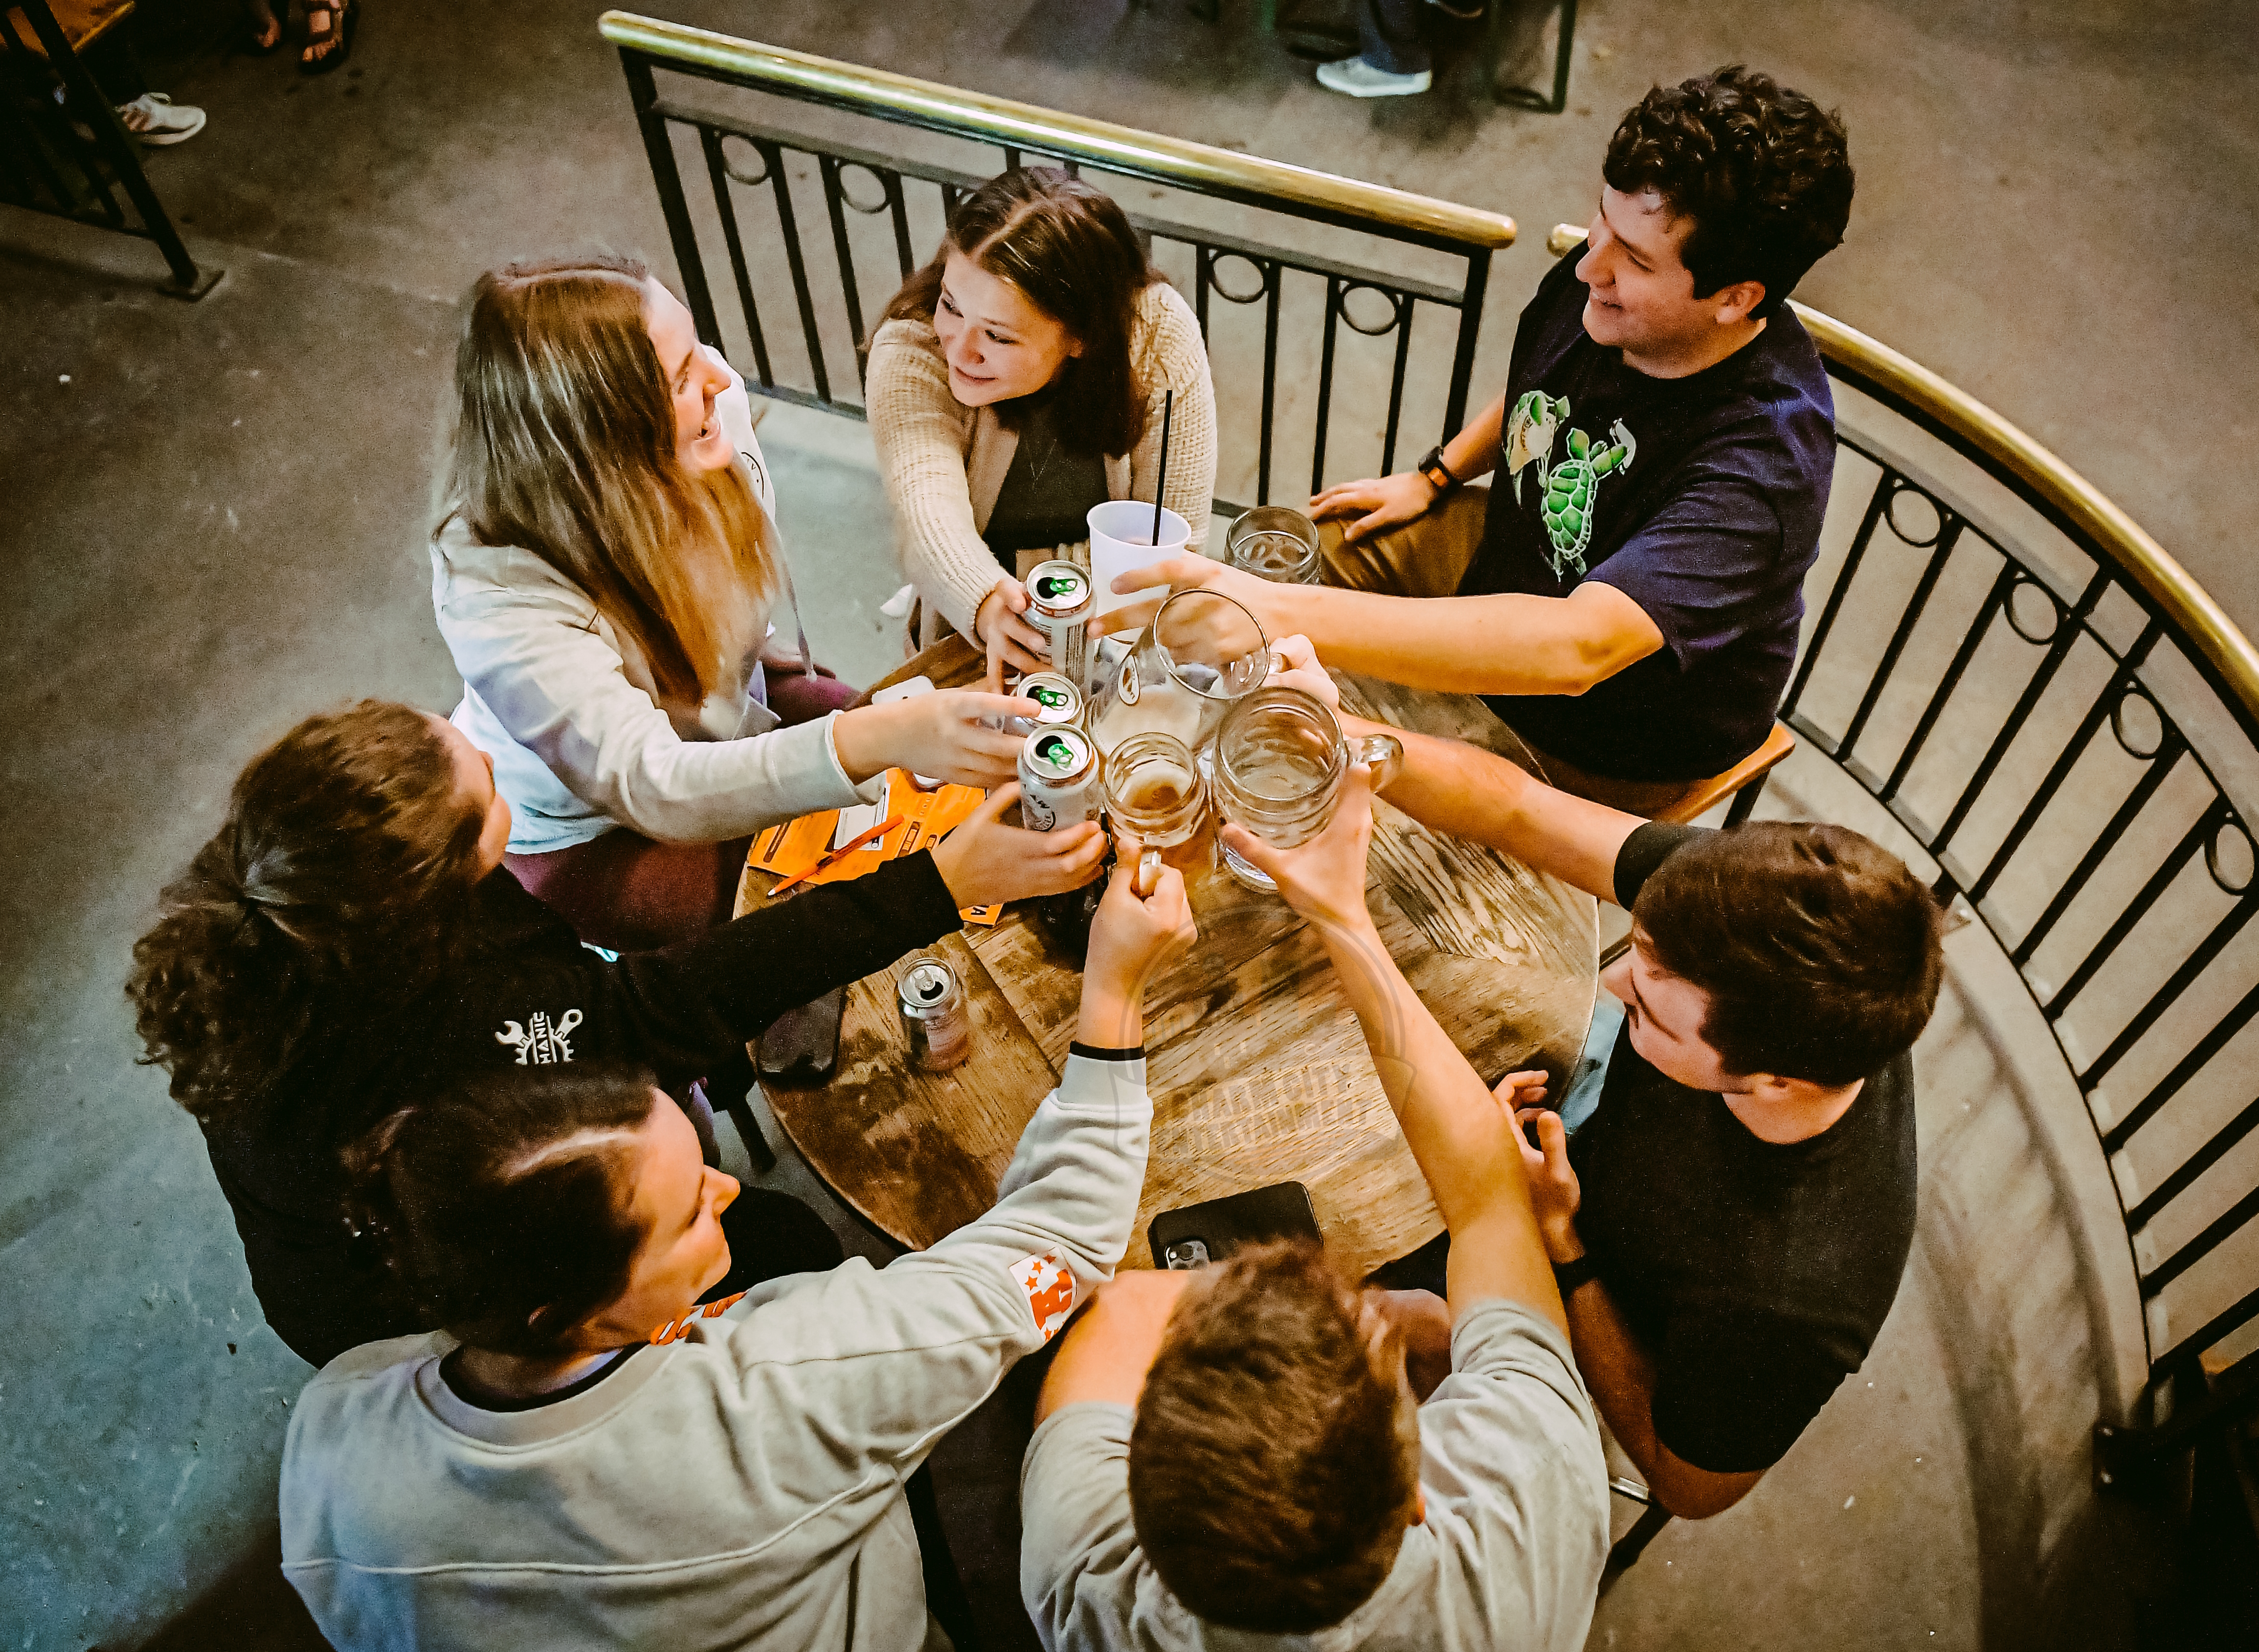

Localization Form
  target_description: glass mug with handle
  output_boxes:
[1087,587,1274,758]
[1212,687,1403,893]
[1226,506,1322,584]
[1104,731,1213,893]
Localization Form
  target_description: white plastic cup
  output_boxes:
[1087,500,1191,617]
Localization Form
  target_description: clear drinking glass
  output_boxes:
[1087,588,1273,758]
[1226,506,1322,584]
[1212,687,1404,893]
[1104,731,1213,892]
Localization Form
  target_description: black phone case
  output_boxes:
[757,986,846,1085]
[1149,1181,1323,1269]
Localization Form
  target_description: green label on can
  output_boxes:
[1029,730,1087,776]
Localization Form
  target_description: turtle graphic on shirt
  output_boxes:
[1504,390,1636,579]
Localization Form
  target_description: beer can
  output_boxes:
[1018,726,1103,832]
[1000,670,1084,737]
[898,957,971,1071]
[1025,560,1094,691]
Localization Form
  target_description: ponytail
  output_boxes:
[128,701,486,1123]
[342,1065,658,1355]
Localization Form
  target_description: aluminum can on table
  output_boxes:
[898,957,970,1071]
[1025,560,1094,692]
[999,670,1084,737]
[1017,725,1104,832]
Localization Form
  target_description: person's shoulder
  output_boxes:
[298,1333,449,1408]
[869,313,944,364]
[1134,281,1208,373]
[1739,310,1835,433]
[432,529,593,610]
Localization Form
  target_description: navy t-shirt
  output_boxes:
[1458,248,1837,781]
[1568,822,1918,1473]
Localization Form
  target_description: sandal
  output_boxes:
[114,92,207,147]
[300,0,357,75]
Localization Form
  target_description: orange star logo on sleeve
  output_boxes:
[1012,1251,1077,1342]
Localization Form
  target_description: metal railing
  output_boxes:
[605,14,2259,1480]
[601,11,1513,512]
[0,0,218,297]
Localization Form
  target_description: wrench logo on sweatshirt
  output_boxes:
[495,1007,583,1066]
[1013,1251,1077,1342]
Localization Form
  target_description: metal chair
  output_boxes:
[1600,1474,1673,1595]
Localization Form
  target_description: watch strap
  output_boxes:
[1552,1252,1602,1297]
[1416,444,1459,494]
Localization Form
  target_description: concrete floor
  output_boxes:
[3,0,2251,1647]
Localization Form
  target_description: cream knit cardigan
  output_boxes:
[866,280,1217,642]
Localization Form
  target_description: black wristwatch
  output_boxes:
[1415,444,1460,497]
[1552,1252,1602,1297]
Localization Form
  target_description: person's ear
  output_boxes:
[1712,278,1767,325]
[1065,332,1086,359]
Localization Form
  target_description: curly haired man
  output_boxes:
[1106,67,1855,815]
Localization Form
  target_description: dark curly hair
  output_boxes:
[343,1064,657,1356]
[127,701,487,1124]
[1634,822,1943,1086]
[1603,65,1854,318]
[880,167,1161,457]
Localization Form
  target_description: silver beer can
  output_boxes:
[1001,670,1084,737]
[1018,725,1103,832]
[1025,560,1094,691]
[898,957,971,1071]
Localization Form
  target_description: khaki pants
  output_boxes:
[1316,486,1701,819]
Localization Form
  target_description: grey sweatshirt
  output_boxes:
[280,1052,1150,1651]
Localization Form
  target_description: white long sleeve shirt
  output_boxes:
[432,359,882,852]
[281,1051,1151,1652]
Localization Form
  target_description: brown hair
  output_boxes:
[880,168,1159,457]
[344,1064,658,1355]
[1128,1242,1419,1633]
[127,702,486,1124]
[1603,66,1854,319]
[1633,822,1943,1085]
[441,254,778,704]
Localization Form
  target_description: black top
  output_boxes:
[984,391,1111,566]
[1459,246,1836,782]
[199,854,963,1368]
[1569,821,1917,1473]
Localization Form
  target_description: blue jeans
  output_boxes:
[1358,0,1430,74]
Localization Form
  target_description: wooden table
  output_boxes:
[738,637,1597,1278]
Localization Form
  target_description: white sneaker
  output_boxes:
[115,92,206,146]
[1315,57,1432,99]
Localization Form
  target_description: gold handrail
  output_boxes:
[598,12,1516,252]
[1543,226,2259,725]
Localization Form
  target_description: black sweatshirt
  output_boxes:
[200,854,962,1368]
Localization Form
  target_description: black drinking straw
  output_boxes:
[1150,387,1175,547]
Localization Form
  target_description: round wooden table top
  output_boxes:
[737,637,1598,1279]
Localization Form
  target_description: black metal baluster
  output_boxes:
[1838,518,1965,763]
[2080,888,2254,1087]
[1380,296,1413,477]
[699,128,775,390]
[1310,276,1342,498]
[2159,1284,2259,1374]
[818,156,871,386]
[2043,800,2224,1020]
[2140,1183,2259,1297]
[1193,243,1212,338]
[1258,260,1280,507]
[1441,248,1489,439]
[2125,1092,2259,1228]
[1883,562,2013,800]
[2109,979,2259,1155]
[1782,476,1891,721]
[885,171,915,275]
[624,52,720,345]
[760,141,832,404]
[1934,580,2116,864]
[2013,737,2184,965]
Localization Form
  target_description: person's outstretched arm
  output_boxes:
[1222,777,1564,1330]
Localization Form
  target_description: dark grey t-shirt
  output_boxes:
[1568,820,1919,1473]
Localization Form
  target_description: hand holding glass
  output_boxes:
[1212,687,1403,893]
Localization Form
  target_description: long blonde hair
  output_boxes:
[441,255,779,704]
